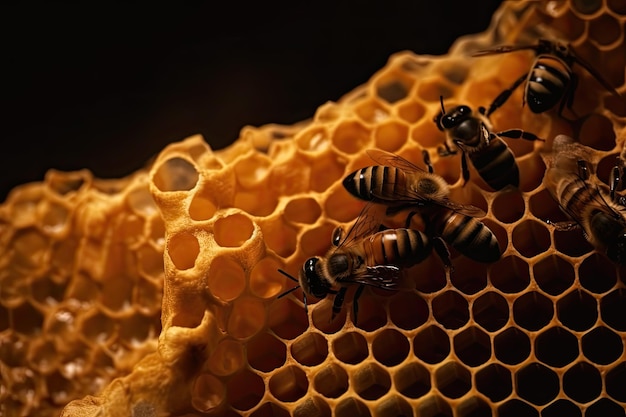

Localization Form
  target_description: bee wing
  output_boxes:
[336,203,386,249]
[570,50,623,98]
[436,199,487,217]
[348,265,402,290]
[366,149,426,174]
[471,44,537,57]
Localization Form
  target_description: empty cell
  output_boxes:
[31,276,66,306]
[475,363,512,402]
[45,370,76,405]
[291,332,328,367]
[227,369,265,411]
[473,291,509,332]
[450,257,488,295]
[414,325,450,364]
[234,153,271,188]
[234,188,279,217]
[191,373,225,412]
[492,188,525,223]
[580,253,618,293]
[12,228,49,269]
[457,396,492,417]
[352,293,387,332]
[542,399,581,417]
[535,326,579,368]
[354,98,389,124]
[432,290,469,330]
[494,327,531,365]
[250,257,284,299]
[513,291,554,331]
[268,298,308,340]
[512,220,551,258]
[324,187,364,223]
[489,255,530,293]
[497,399,539,417]
[519,154,547,192]
[247,333,286,373]
[600,289,626,331]
[335,397,371,417]
[214,213,254,247]
[388,291,429,330]
[311,300,347,334]
[259,218,298,258]
[283,197,321,224]
[585,398,626,417]
[168,232,199,270]
[453,326,491,367]
[227,296,267,340]
[309,152,346,193]
[528,188,569,223]
[374,120,409,152]
[300,222,335,257]
[556,289,598,331]
[553,228,594,257]
[372,328,410,366]
[412,256,447,293]
[572,0,602,14]
[582,326,624,365]
[352,362,392,400]
[207,256,246,302]
[119,312,157,346]
[152,157,198,192]
[563,362,602,403]
[268,365,308,402]
[533,254,575,296]
[375,395,414,417]
[207,339,245,376]
[27,338,58,374]
[46,169,88,195]
[331,120,372,154]
[12,303,44,337]
[516,363,560,405]
[606,362,626,402]
[416,77,453,103]
[607,0,626,13]
[189,194,218,221]
[313,363,349,398]
[435,362,472,399]
[333,332,368,365]
[375,72,414,104]
[580,110,619,151]
[296,127,330,152]
[394,362,431,399]
[293,396,332,417]
[416,395,453,417]
[397,100,426,124]
[250,403,290,417]
[589,12,623,46]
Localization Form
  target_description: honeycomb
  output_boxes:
[1,0,626,416]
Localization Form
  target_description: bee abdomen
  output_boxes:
[470,137,519,189]
[365,228,431,268]
[437,212,501,262]
[343,166,406,202]
[527,56,570,113]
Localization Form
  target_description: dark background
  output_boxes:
[2,2,503,202]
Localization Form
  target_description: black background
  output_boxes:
[2,2,503,202]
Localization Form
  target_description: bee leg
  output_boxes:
[610,165,621,201]
[404,211,419,228]
[486,72,528,117]
[352,285,365,326]
[461,152,470,186]
[331,287,347,322]
[497,129,544,142]
[558,72,579,120]
[438,142,457,157]
[432,236,453,271]
[422,150,434,174]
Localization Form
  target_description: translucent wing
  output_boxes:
[347,265,402,290]
[571,50,623,98]
[366,149,426,174]
[472,43,538,57]
[335,203,386,250]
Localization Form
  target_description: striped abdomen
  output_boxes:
[526,55,571,113]
[556,176,597,224]
[363,228,431,268]
[343,165,410,202]
[469,137,519,190]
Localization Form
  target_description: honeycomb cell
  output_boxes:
[557,289,598,331]
[283,197,322,224]
[300,222,335,257]
[416,77,453,103]
[189,194,217,221]
[397,100,425,124]
[168,231,199,270]
[582,326,624,365]
[268,298,308,340]
[589,13,622,47]
[412,257,447,293]
[606,362,626,402]
[608,0,626,13]
[324,187,364,223]
[454,326,491,367]
[354,99,389,124]
[250,403,290,417]
[259,218,298,258]
[313,363,349,398]
[152,157,198,192]
[353,362,391,400]
[497,399,539,417]
[586,398,626,417]
[119,312,157,346]
[227,296,267,339]
[353,293,387,332]
[227,369,265,411]
[234,154,271,188]
[435,362,471,399]
[601,289,626,331]
[234,188,279,216]
[473,291,509,332]
[494,327,531,365]
[375,71,414,104]
[27,338,58,374]
[533,254,575,296]
[416,395,453,417]
[388,291,428,330]
[572,0,602,15]
[309,152,346,193]
[206,256,246,302]
[41,201,70,235]
[432,290,469,330]
[528,187,568,223]
[12,303,44,337]
[535,326,579,368]
[296,127,330,152]
[563,361,602,403]
[268,365,308,402]
[291,332,328,366]
[458,396,492,417]
[331,120,371,154]
[373,120,409,152]
[12,228,49,269]
[191,373,225,412]
[553,228,594,257]
[414,325,451,364]
[207,339,245,376]
[490,255,530,293]
[311,300,347,334]
[513,291,554,331]
[214,213,254,247]
[372,328,410,366]
[375,395,413,417]
[449,257,488,295]
[579,113,617,150]
[335,397,371,417]
[250,257,283,299]
[333,331,368,365]
[45,370,75,405]
[512,219,551,258]
[31,276,66,306]
[492,188,525,223]
[247,333,286,372]
[517,363,560,405]
[475,363,512,402]
[394,362,431,399]
[45,169,88,195]
[541,399,581,417]
[579,252,617,293]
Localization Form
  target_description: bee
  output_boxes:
[343,149,501,263]
[277,204,431,323]
[473,39,621,117]
[434,96,542,190]
[543,135,626,264]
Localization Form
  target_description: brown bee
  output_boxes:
[278,204,431,323]
[544,135,626,264]
[343,149,501,263]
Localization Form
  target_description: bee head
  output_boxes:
[302,257,331,299]
[435,96,472,131]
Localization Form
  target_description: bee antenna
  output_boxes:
[439,95,446,114]
[278,268,298,283]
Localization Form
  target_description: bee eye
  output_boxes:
[458,106,471,115]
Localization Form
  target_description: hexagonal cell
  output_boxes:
[250,257,284,299]
[311,298,347,335]
[414,325,450,364]
[412,256,447,293]
[497,399,539,417]
[563,361,602,404]
[607,0,626,13]
[494,327,531,365]
[27,338,58,374]
[234,153,272,188]
[31,276,66,307]
[388,291,429,330]
[11,228,49,270]
[45,370,76,406]
[489,255,530,293]
[435,362,471,399]
[227,369,265,411]
[394,362,431,399]
[332,331,368,365]
[283,197,322,224]
[492,188,525,223]
[606,362,626,402]
[373,120,409,152]
[374,395,414,417]
[207,255,246,302]
[513,291,554,331]
[354,98,390,124]
[582,326,624,365]
[309,151,346,193]
[331,120,372,154]
[247,332,286,373]
[533,254,575,296]
[415,395,453,417]
[300,222,335,257]
[473,291,509,332]
[191,373,225,413]
[453,326,491,367]
[579,113,617,151]
[512,219,551,258]
[416,77,454,103]
[579,252,618,293]
[372,328,410,367]
[516,363,559,406]
[291,332,328,367]
[432,290,469,330]
[449,257,488,295]
[335,397,372,417]
[457,396,492,417]
[152,157,198,192]
[397,100,426,124]
[296,126,331,152]
[585,398,626,417]
[528,187,569,223]
[259,218,298,258]
[352,362,392,401]
[313,363,349,398]
[375,70,415,104]
[214,213,255,247]
[12,303,44,337]
[556,289,598,332]
[541,399,581,417]
[207,339,245,376]
[535,326,579,368]
[227,296,267,340]
[293,396,331,417]
[268,298,309,340]
[234,188,279,217]
[600,289,626,331]
[250,403,290,417]
[553,228,594,257]
[268,365,308,402]
[475,363,512,402]
[168,231,199,270]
